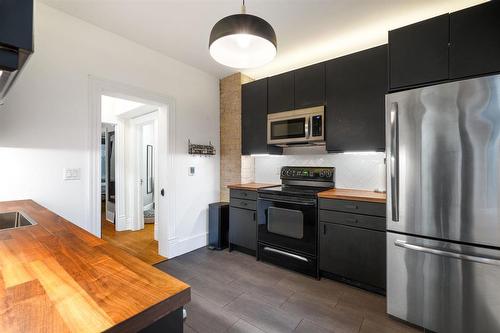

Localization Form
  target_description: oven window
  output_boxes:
[267,207,304,239]
[270,118,306,140]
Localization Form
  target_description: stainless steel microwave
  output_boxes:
[267,106,324,145]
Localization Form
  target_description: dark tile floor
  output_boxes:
[155,248,422,333]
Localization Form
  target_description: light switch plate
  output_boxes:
[63,168,80,180]
[188,166,195,176]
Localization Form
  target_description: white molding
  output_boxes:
[167,233,208,259]
[88,76,176,258]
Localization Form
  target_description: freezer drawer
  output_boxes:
[387,232,500,333]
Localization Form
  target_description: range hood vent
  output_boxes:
[0,0,34,105]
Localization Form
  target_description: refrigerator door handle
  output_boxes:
[390,102,400,222]
[394,240,500,266]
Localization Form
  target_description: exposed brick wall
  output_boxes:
[219,73,254,201]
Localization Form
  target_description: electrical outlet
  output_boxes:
[188,166,195,176]
[63,168,80,181]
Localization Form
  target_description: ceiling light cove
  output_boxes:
[209,0,277,69]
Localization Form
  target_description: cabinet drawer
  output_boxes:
[319,198,385,217]
[230,198,257,211]
[320,222,386,289]
[320,210,386,231]
[230,189,257,201]
[229,207,257,251]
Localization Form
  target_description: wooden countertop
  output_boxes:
[227,182,278,191]
[318,188,387,203]
[0,200,190,333]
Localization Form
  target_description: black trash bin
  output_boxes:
[208,202,229,250]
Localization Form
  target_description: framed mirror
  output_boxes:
[146,145,153,194]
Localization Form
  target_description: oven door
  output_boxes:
[257,196,317,256]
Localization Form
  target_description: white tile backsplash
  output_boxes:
[254,149,386,191]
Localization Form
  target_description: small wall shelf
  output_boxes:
[188,139,216,156]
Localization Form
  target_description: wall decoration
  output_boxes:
[188,139,216,156]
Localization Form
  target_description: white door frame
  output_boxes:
[88,76,176,258]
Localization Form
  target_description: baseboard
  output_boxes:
[166,232,208,258]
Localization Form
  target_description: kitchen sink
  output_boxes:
[0,211,37,230]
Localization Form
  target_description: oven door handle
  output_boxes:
[260,198,316,206]
[263,247,309,262]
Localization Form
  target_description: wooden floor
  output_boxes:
[155,248,423,333]
[101,215,166,265]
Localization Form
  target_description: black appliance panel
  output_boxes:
[257,197,317,256]
[311,115,322,137]
[270,118,306,140]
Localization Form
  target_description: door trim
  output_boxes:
[88,76,176,258]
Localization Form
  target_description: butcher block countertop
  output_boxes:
[318,188,387,203]
[0,200,190,333]
[227,182,278,191]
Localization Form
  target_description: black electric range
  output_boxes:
[257,166,335,278]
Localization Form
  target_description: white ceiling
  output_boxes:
[39,0,486,79]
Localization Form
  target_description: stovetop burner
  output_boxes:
[258,166,336,198]
[258,185,331,198]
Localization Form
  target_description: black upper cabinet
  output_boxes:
[325,45,387,152]
[294,62,325,109]
[389,14,449,90]
[450,1,500,79]
[241,79,281,155]
[268,71,294,113]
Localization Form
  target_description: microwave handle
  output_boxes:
[305,116,310,138]
[307,116,312,138]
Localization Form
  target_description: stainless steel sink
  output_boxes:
[0,211,37,230]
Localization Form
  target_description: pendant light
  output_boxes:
[209,0,277,69]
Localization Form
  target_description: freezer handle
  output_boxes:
[394,240,500,266]
[390,102,400,222]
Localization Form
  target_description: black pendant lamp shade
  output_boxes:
[209,3,277,68]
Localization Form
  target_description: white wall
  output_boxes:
[0,3,219,257]
[254,147,386,191]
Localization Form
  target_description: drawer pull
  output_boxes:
[344,204,358,210]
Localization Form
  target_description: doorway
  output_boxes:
[99,95,165,264]
[89,77,176,261]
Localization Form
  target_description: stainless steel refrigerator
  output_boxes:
[386,74,500,333]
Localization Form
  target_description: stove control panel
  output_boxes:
[280,166,335,182]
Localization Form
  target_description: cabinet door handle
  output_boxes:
[253,212,256,221]
[323,224,327,235]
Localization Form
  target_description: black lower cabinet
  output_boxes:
[229,189,257,255]
[319,198,386,293]
[320,222,386,292]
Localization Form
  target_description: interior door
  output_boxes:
[386,74,500,247]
